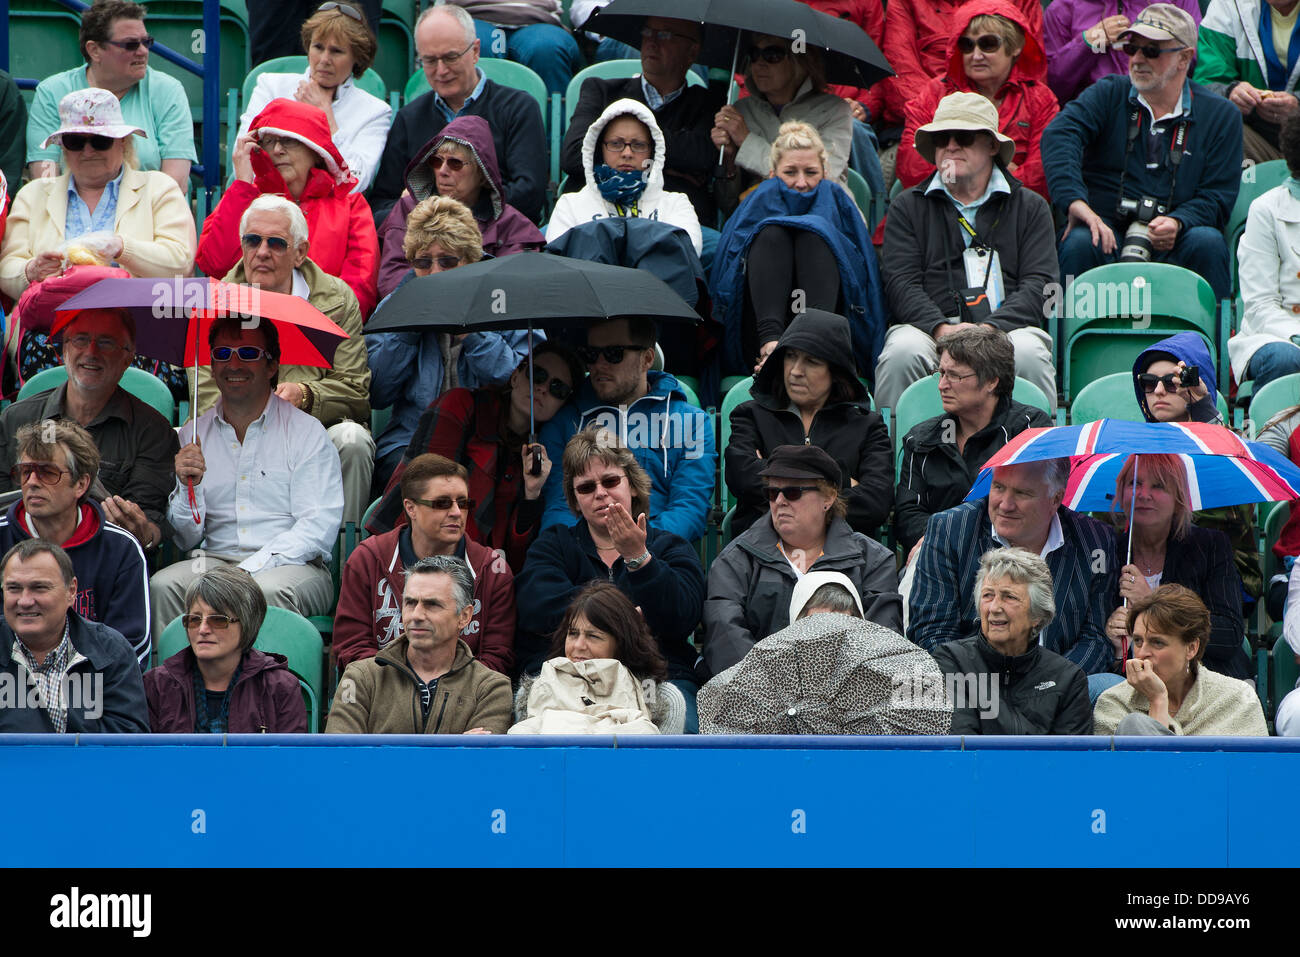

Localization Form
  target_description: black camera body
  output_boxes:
[1116,195,1167,262]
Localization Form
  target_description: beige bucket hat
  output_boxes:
[913,91,1015,167]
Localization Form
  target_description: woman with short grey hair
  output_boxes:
[930,547,1090,735]
[143,567,308,733]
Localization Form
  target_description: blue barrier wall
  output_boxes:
[2,734,1298,867]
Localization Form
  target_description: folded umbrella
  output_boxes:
[698,615,952,735]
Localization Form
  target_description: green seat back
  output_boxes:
[565,59,641,127]
[1246,372,1300,440]
[404,67,430,104]
[19,365,176,423]
[1057,263,1218,402]
[719,376,756,510]
[845,166,872,223]
[478,57,549,128]
[155,606,325,731]
[374,12,415,103]
[1070,372,1145,424]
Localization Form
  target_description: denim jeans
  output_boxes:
[667,678,699,734]
[1059,223,1231,301]
[474,20,582,96]
[1246,340,1300,390]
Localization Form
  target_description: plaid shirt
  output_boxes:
[9,619,74,733]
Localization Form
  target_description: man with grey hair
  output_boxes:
[327,554,513,734]
[929,546,1092,734]
[437,0,580,99]
[908,459,1117,674]
[192,193,375,527]
[369,2,547,225]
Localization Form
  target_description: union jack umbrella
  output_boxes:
[964,420,1300,511]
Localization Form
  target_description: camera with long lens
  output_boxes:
[1116,195,1167,262]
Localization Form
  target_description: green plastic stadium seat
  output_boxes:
[19,365,176,423]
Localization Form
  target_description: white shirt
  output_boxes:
[992,512,1065,558]
[167,394,343,572]
[239,69,393,192]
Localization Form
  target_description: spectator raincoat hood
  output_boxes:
[580,98,669,200]
[1131,331,1219,422]
[942,0,1046,88]
[247,97,356,191]
[404,114,509,221]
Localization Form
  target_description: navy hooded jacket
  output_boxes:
[1131,331,1221,423]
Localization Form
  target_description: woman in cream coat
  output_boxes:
[0,89,195,374]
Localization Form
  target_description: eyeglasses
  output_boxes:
[765,485,820,502]
[429,154,468,173]
[748,45,791,64]
[956,34,1004,54]
[63,334,128,353]
[241,233,290,253]
[182,613,239,632]
[415,41,475,69]
[256,134,303,154]
[12,462,71,486]
[408,255,462,271]
[1121,42,1187,59]
[317,1,363,22]
[528,365,573,400]
[574,475,625,496]
[938,367,979,383]
[931,130,979,148]
[211,345,272,362]
[409,495,475,511]
[578,344,645,365]
[639,27,698,44]
[1136,372,1183,393]
[60,133,115,152]
[602,138,652,154]
[101,35,155,52]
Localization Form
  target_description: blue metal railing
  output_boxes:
[0,0,221,203]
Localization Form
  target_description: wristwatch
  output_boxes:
[624,549,651,571]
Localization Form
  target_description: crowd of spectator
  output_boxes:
[0,0,1297,740]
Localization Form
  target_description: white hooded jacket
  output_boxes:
[545,97,703,253]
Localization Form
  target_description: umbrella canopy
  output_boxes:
[588,0,893,89]
[362,253,701,336]
[698,614,953,735]
[963,420,1300,511]
[55,276,350,368]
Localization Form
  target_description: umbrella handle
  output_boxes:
[187,478,202,525]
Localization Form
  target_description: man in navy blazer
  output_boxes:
[908,458,1117,674]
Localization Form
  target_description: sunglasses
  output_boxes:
[574,475,624,496]
[409,496,475,511]
[61,133,115,152]
[1136,372,1183,393]
[11,462,70,487]
[408,255,461,271]
[182,613,239,632]
[63,334,128,353]
[1121,42,1187,59]
[578,344,644,365]
[318,1,363,21]
[211,345,272,362]
[931,130,980,148]
[640,27,698,43]
[956,34,1004,53]
[528,365,573,400]
[429,154,468,172]
[241,233,290,253]
[765,485,819,502]
[748,45,791,64]
[102,35,155,52]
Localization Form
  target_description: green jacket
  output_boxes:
[1195,0,1300,96]
[190,257,371,427]
[326,637,513,735]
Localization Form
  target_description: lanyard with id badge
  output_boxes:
[955,212,1004,323]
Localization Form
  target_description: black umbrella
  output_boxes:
[364,252,701,336]
[587,0,894,90]
[364,252,700,440]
